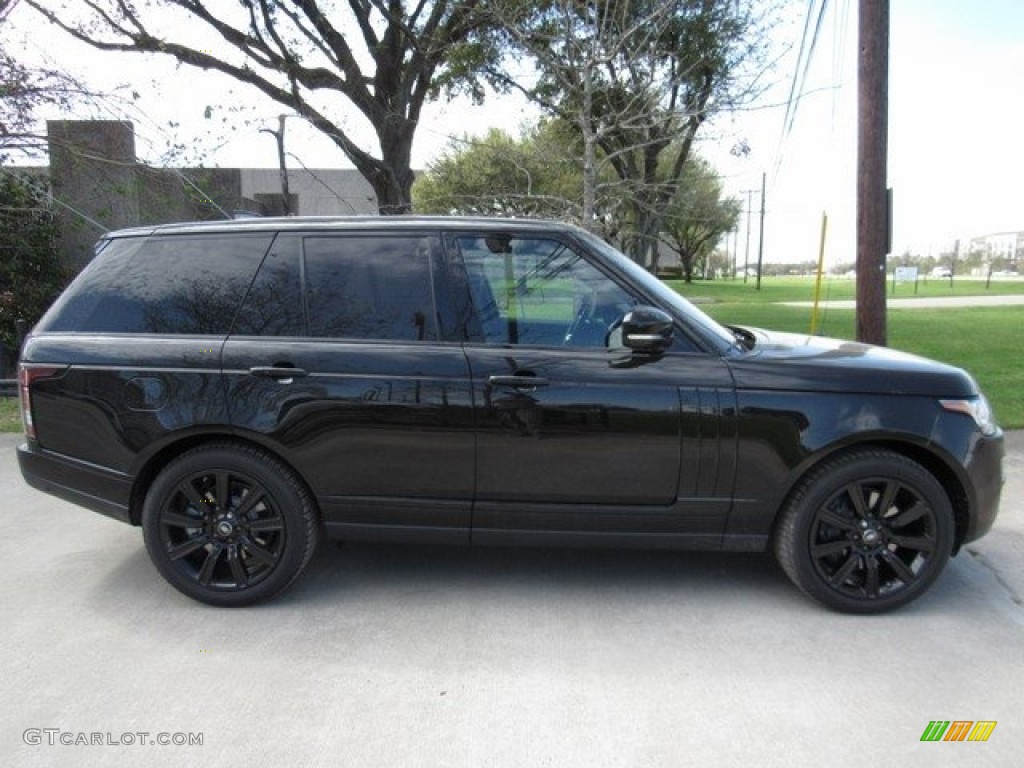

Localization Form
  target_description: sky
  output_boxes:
[3,0,1023,265]
[712,0,1024,264]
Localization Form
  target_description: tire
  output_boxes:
[142,443,319,606]
[774,449,954,614]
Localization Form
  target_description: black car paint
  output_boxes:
[17,217,1003,563]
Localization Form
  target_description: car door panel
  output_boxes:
[223,339,475,540]
[224,231,475,542]
[446,231,736,542]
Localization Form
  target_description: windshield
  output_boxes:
[574,230,740,353]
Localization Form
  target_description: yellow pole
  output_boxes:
[810,211,829,334]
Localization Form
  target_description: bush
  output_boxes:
[0,172,71,366]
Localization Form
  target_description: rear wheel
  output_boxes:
[142,443,318,606]
[774,450,954,613]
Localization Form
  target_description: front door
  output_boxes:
[447,231,733,545]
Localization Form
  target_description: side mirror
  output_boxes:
[608,306,674,356]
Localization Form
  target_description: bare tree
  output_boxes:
[1,0,90,161]
[23,1,491,213]
[487,0,769,266]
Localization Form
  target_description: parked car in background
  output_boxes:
[931,266,953,278]
[17,217,1004,612]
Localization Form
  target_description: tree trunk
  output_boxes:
[369,120,417,214]
[369,168,415,215]
[682,253,695,283]
[579,56,599,232]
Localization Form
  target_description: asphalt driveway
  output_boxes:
[2,432,1022,767]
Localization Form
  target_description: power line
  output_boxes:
[775,0,832,181]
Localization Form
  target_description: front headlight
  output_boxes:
[939,394,999,436]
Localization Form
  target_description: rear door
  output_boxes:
[222,230,475,543]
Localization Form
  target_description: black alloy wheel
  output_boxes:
[775,449,954,613]
[142,443,318,606]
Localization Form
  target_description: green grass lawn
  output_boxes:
[674,277,1024,429]
[667,274,1024,303]
[0,397,21,434]
[668,274,1024,305]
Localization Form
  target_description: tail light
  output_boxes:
[18,364,63,440]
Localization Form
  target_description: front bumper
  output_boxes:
[962,429,1005,544]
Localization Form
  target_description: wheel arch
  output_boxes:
[773,438,971,552]
[127,432,316,527]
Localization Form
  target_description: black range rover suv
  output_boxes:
[17,217,1004,611]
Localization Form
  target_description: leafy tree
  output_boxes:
[0,171,69,355]
[485,0,769,265]
[413,121,598,221]
[660,156,740,282]
[24,0,494,213]
[414,120,738,277]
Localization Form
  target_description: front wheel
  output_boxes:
[774,450,954,613]
[142,443,319,606]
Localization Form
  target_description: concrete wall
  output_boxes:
[44,121,386,270]
[137,166,244,223]
[240,168,378,215]
[47,120,139,269]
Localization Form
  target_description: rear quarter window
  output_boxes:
[37,233,274,335]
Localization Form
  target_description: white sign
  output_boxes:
[894,267,918,283]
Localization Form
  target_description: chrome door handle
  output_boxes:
[248,366,308,380]
[488,375,550,389]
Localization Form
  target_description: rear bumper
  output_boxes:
[17,442,133,524]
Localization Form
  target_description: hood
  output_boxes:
[725,328,977,398]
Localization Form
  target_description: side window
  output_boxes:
[37,234,273,335]
[232,235,305,336]
[304,235,438,341]
[453,235,636,347]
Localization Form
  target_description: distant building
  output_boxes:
[969,231,1023,262]
[40,120,381,268]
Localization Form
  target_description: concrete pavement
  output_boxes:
[782,294,1024,309]
[2,432,1022,767]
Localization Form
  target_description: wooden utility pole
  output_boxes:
[742,189,754,283]
[856,0,889,345]
[756,171,766,290]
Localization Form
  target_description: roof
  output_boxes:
[104,215,584,239]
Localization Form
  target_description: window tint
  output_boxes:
[38,234,272,335]
[304,235,437,341]
[454,235,636,347]
[231,235,305,336]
